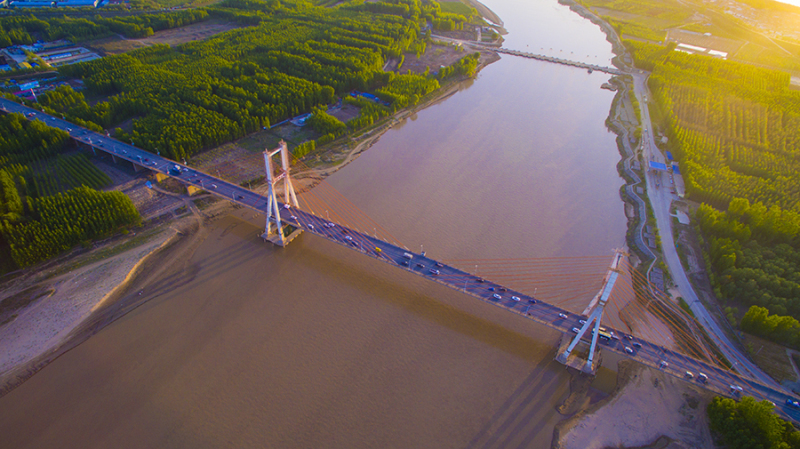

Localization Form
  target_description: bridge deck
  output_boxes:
[2,96,798,423]
[490,47,623,75]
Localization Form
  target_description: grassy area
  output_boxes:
[742,333,798,383]
[438,0,474,17]
[237,130,285,153]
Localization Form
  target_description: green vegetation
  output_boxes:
[306,107,347,136]
[708,396,800,449]
[28,0,476,163]
[0,113,140,273]
[624,41,800,350]
[0,0,482,273]
[437,0,477,18]
[0,10,210,45]
[576,0,690,41]
[742,306,800,350]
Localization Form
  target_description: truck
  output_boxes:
[169,164,182,176]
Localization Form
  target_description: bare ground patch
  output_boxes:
[328,103,360,123]
[137,20,243,47]
[555,361,715,449]
[741,333,798,384]
[189,143,264,186]
[85,20,242,56]
[85,36,150,56]
[401,44,473,75]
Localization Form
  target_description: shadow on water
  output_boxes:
[467,355,567,448]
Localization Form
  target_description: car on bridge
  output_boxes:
[492,294,502,300]
[429,269,440,275]
[558,313,568,319]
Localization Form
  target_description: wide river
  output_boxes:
[0,0,628,447]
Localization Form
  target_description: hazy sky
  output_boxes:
[775,0,800,7]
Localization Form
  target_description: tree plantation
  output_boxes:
[0,113,140,273]
[0,0,480,272]
[44,0,473,162]
[626,40,800,349]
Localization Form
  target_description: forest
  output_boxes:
[625,40,800,348]
[29,0,474,162]
[0,0,479,272]
[0,10,211,46]
[0,113,140,273]
[708,396,800,449]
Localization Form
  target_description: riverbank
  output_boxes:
[0,199,230,397]
[554,361,715,449]
[289,49,501,190]
[0,44,501,395]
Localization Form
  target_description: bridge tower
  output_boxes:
[556,249,625,374]
[262,140,301,246]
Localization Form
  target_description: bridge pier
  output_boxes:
[556,249,625,374]
[262,140,302,246]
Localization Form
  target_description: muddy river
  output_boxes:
[0,0,629,447]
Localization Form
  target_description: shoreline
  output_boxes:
[0,8,667,446]
[0,48,502,397]
[0,207,215,397]
[552,361,715,449]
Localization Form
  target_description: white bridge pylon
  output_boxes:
[263,140,299,246]
[556,249,626,373]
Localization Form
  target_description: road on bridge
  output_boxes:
[3,96,799,423]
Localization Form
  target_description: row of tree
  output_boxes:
[1,186,140,268]
[708,396,800,449]
[626,39,800,348]
[0,112,138,272]
[47,0,470,161]
[0,9,210,46]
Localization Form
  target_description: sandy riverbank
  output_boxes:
[0,234,170,375]
[0,200,226,397]
[0,230,176,392]
[554,361,715,449]
[0,45,501,395]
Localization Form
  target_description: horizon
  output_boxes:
[774,0,800,8]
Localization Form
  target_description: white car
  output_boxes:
[511,296,520,302]
[659,361,668,369]
[492,293,502,300]
[624,347,634,354]
[558,313,567,319]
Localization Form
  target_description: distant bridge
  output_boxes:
[2,96,798,424]
[494,47,624,75]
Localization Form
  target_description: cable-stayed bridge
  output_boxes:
[3,97,799,423]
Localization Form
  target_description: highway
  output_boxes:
[629,74,781,389]
[3,96,800,422]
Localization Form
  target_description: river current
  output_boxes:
[0,0,627,447]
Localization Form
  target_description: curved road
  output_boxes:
[629,73,780,389]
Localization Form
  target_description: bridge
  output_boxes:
[2,96,799,423]
[493,48,623,75]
